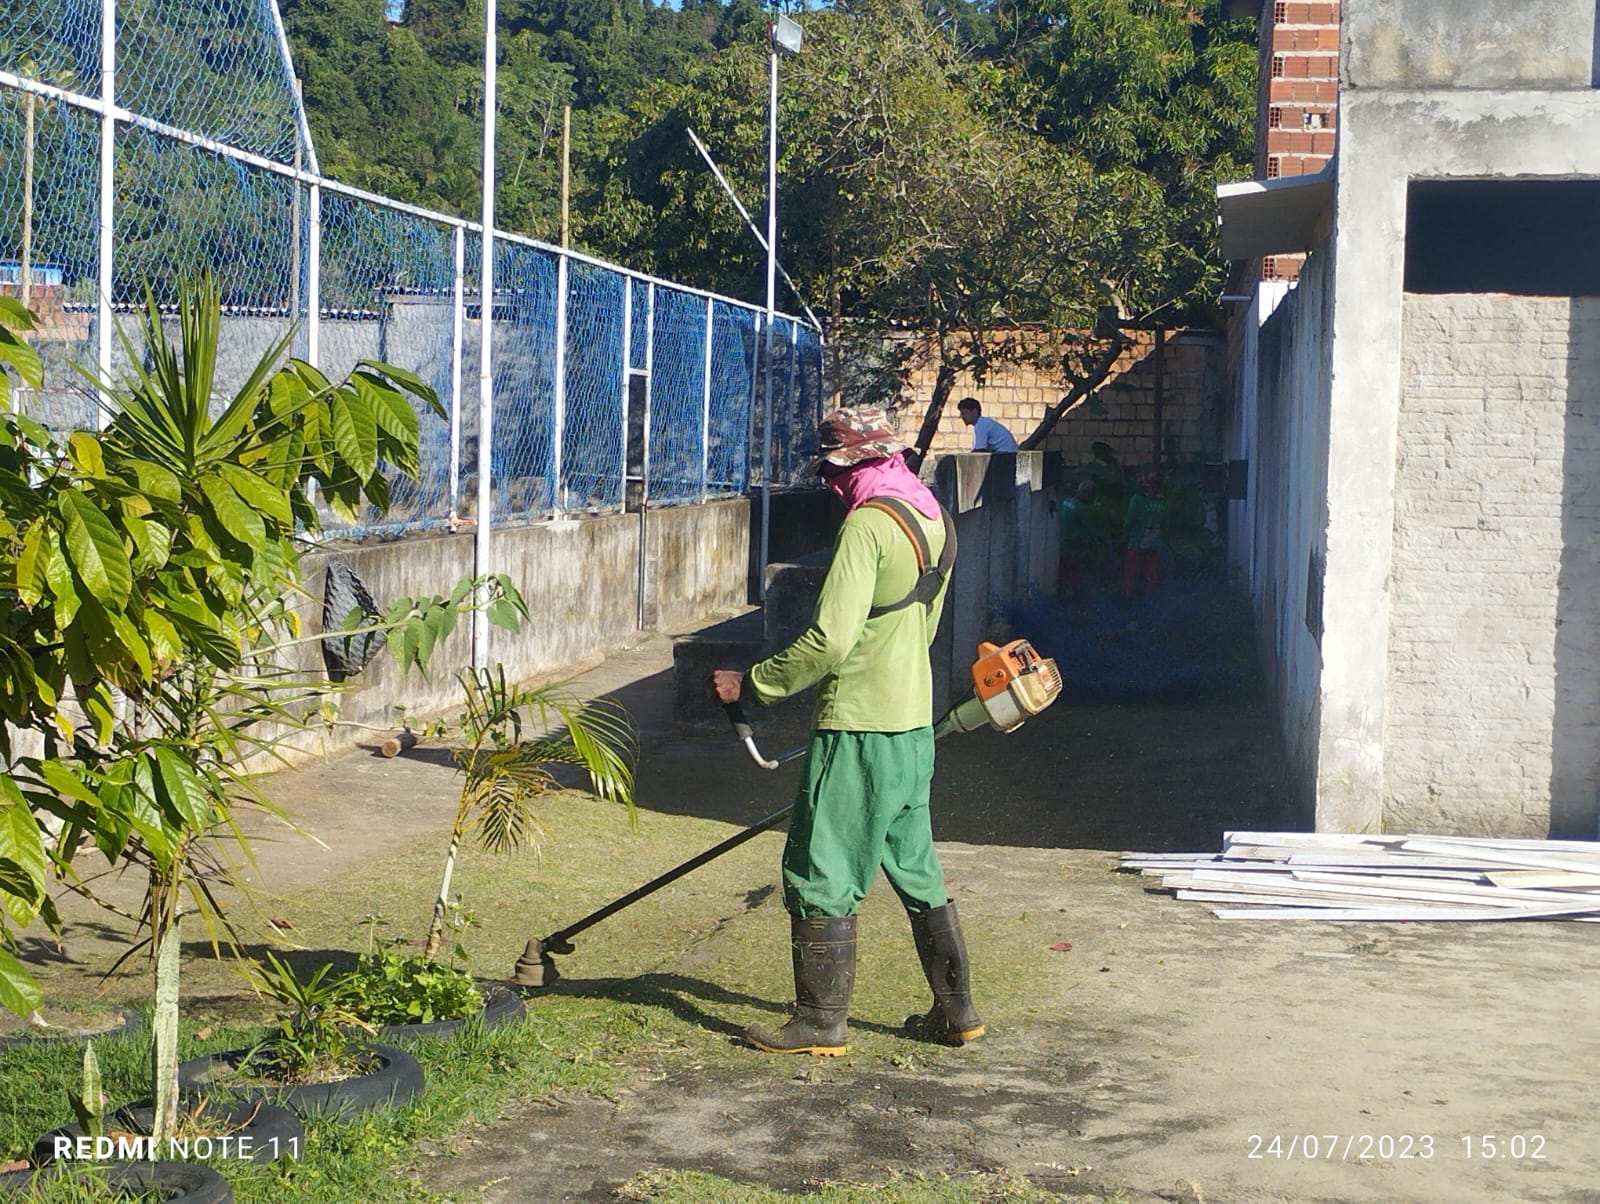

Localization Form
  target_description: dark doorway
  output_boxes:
[1405,179,1600,295]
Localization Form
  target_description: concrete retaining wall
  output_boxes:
[274,497,755,759]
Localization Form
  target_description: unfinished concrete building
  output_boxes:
[1218,0,1600,838]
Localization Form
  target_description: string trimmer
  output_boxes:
[509,639,1061,989]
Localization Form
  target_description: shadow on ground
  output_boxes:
[598,574,1295,854]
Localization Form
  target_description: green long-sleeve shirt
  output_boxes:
[748,503,948,732]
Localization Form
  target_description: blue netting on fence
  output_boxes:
[707,300,755,494]
[117,0,300,163]
[561,260,625,511]
[648,286,708,506]
[317,191,458,533]
[113,125,297,311]
[1,0,827,536]
[487,241,557,522]
[0,0,102,100]
[628,280,649,372]
[790,323,825,482]
[0,88,99,431]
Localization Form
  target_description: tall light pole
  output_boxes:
[760,13,803,602]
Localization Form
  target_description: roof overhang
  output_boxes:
[1216,166,1336,260]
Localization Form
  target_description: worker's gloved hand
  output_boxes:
[709,669,744,705]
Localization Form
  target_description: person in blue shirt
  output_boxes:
[956,397,1018,453]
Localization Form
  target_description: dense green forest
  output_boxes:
[283,0,1256,423]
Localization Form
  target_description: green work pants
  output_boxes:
[781,727,948,918]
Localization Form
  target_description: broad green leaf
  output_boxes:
[68,433,105,478]
[36,761,102,809]
[15,525,46,606]
[217,463,293,526]
[142,609,182,664]
[0,784,47,926]
[0,948,43,1017]
[357,360,441,417]
[329,388,378,481]
[199,475,267,552]
[153,747,213,831]
[0,337,44,398]
[44,542,81,626]
[0,296,38,331]
[103,609,154,679]
[353,372,421,445]
[59,492,132,607]
[129,460,182,504]
[487,597,522,634]
[124,516,173,574]
[0,857,41,915]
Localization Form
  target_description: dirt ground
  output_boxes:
[16,584,1600,1202]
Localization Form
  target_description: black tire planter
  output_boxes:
[373,982,527,1042]
[177,1043,424,1119]
[0,1161,231,1202]
[32,1099,303,1166]
[0,1005,142,1051]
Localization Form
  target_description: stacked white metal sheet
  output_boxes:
[1120,832,1600,921]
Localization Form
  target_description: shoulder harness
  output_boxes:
[859,497,958,619]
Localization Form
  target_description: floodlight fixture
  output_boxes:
[771,14,804,56]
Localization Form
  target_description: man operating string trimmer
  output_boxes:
[710,405,981,1057]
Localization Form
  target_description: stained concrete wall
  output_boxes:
[1387,295,1600,837]
[270,497,753,760]
[1312,1,1600,834]
[1244,248,1335,830]
[1343,0,1599,90]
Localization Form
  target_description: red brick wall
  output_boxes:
[1252,1,1339,282]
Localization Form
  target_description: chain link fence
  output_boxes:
[1,0,824,537]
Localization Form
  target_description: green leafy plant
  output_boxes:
[423,666,637,960]
[337,908,481,1026]
[0,278,500,1143]
[243,952,374,1085]
[65,1042,106,1140]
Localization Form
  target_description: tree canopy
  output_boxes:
[280,0,1256,444]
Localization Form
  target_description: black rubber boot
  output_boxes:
[746,915,856,1056]
[905,901,986,1045]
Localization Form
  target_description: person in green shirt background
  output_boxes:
[710,405,983,1057]
[1122,471,1168,601]
[1058,478,1101,596]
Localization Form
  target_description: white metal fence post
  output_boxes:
[552,250,569,514]
[474,0,499,671]
[306,182,320,367]
[450,224,465,524]
[95,0,115,423]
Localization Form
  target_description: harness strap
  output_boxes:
[860,497,958,619]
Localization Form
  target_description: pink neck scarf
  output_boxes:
[828,453,941,519]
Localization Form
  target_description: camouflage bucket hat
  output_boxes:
[809,405,907,472]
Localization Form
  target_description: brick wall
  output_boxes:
[1387,294,1600,836]
[884,330,1226,469]
[1253,2,1339,282]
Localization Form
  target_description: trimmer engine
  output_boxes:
[936,639,1063,736]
